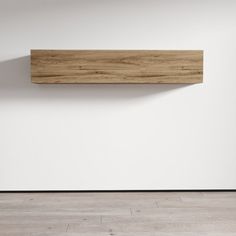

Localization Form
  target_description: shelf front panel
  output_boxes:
[31,50,203,84]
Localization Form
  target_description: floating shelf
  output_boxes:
[31,50,203,84]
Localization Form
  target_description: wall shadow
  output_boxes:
[0,56,192,101]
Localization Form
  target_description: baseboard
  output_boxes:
[0,189,235,193]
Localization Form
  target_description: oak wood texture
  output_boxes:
[0,192,235,235]
[31,50,203,84]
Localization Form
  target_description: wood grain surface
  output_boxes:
[0,192,235,235]
[31,50,203,84]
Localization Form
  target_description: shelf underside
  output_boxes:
[31,50,203,84]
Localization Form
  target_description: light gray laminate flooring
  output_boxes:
[0,192,236,236]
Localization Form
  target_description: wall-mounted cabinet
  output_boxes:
[31,50,203,84]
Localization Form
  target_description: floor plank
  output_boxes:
[0,192,235,235]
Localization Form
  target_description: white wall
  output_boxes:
[0,0,236,190]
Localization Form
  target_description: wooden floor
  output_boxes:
[0,192,236,236]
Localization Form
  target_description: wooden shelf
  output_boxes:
[31,50,203,84]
